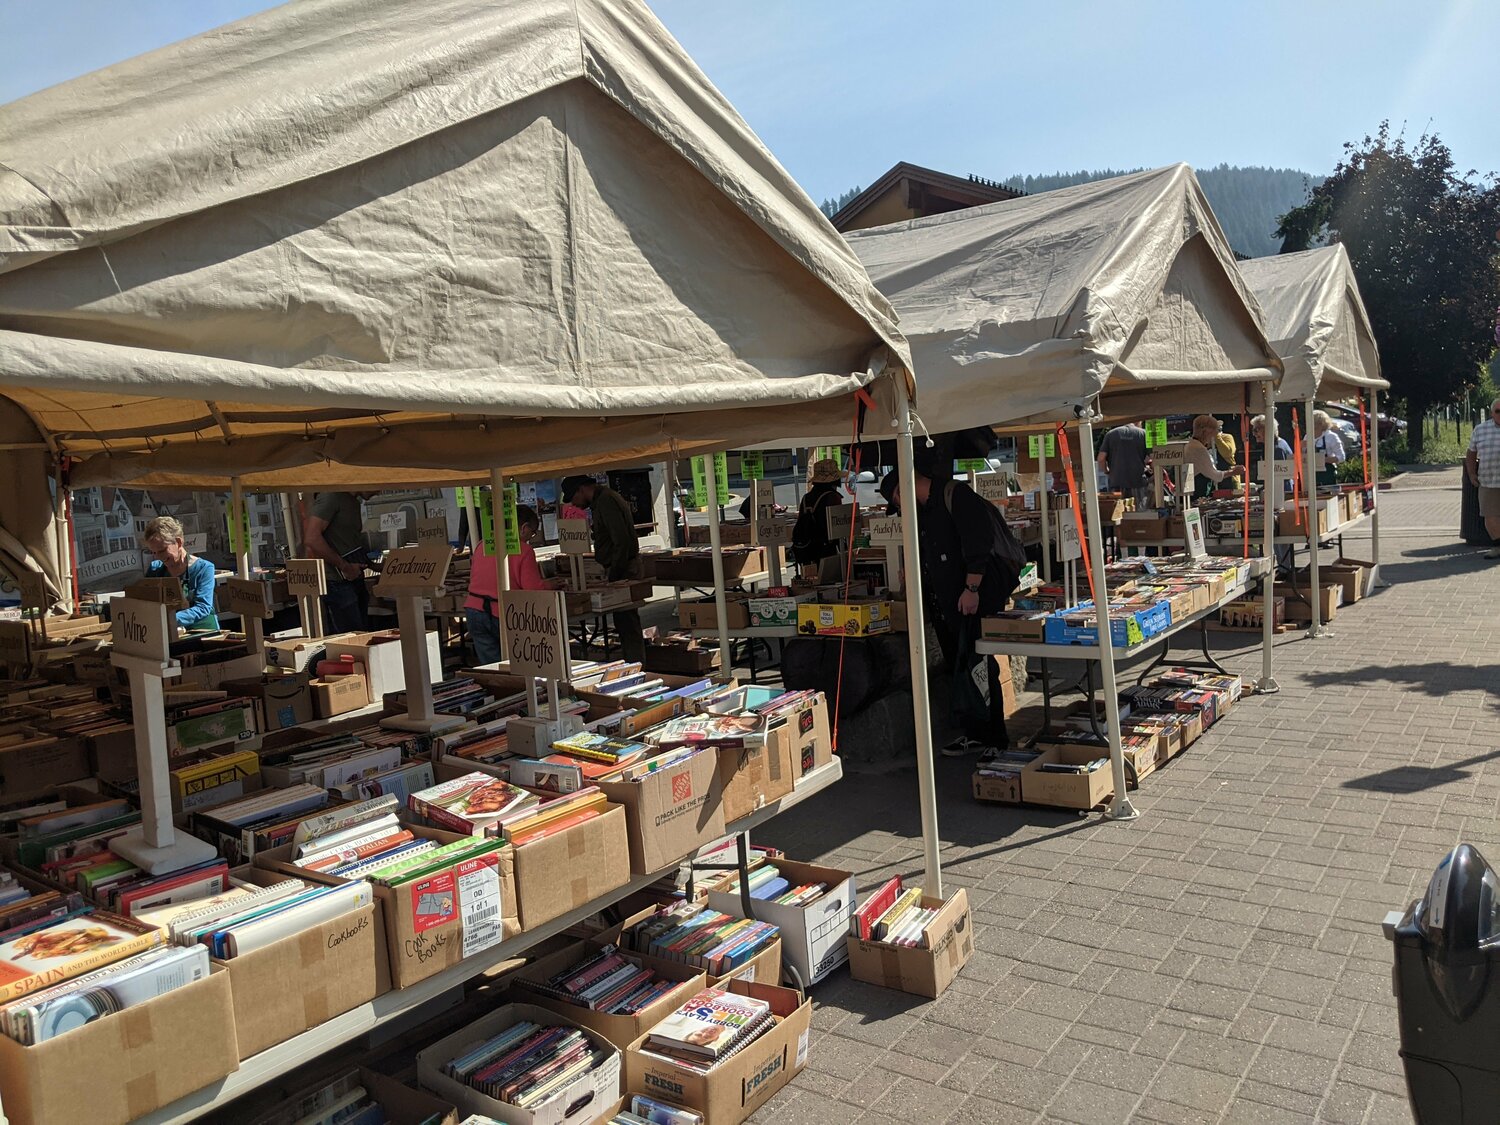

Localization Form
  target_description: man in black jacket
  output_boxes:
[881,469,1016,757]
[562,475,645,662]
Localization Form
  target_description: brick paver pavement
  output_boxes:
[748,468,1487,1123]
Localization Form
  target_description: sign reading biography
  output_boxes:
[415,517,450,545]
[501,590,570,683]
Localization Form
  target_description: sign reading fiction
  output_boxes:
[110,597,171,663]
[218,578,272,619]
[375,545,454,594]
[285,558,328,598]
[557,518,592,557]
[501,590,570,683]
[1057,515,1083,562]
[866,515,903,544]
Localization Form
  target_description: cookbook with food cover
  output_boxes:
[0,909,161,1003]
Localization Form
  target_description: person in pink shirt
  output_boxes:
[464,505,556,664]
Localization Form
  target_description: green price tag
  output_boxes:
[690,457,710,509]
[225,505,251,554]
[955,458,988,473]
[453,486,470,508]
[500,485,520,556]
[814,447,843,470]
[713,452,730,506]
[741,451,764,480]
[1026,434,1056,460]
[477,489,497,554]
[1147,419,1168,447]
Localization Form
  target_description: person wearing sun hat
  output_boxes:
[790,458,845,576]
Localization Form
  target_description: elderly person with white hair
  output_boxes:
[1184,415,1239,501]
[1311,410,1346,466]
[141,516,219,631]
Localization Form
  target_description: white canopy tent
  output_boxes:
[842,165,1285,818]
[1241,245,1388,633]
[0,0,956,891]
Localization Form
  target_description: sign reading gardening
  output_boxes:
[375,545,454,594]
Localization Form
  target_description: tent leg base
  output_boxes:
[1255,676,1281,695]
[1105,797,1140,822]
[1304,629,1335,640]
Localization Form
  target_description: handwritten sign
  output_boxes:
[741,451,764,480]
[751,479,777,518]
[183,533,208,554]
[754,518,792,547]
[218,578,272,620]
[15,570,47,612]
[713,452,731,506]
[557,519,592,556]
[0,621,29,669]
[867,515,903,544]
[501,590,570,683]
[975,474,1009,504]
[375,545,454,594]
[123,577,188,610]
[1058,516,1083,562]
[1026,434,1057,460]
[415,516,450,545]
[379,510,408,532]
[111,597,171,662]
[285,558,327,598]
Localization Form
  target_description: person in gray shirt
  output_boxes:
[1097,421,1149,503]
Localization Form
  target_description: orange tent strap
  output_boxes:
[1054,422,1097,605]
[1290,413,1306,530]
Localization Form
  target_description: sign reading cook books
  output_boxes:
[501,589,570,684]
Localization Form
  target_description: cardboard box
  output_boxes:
[324,629,442,703]
[980,611,1049,641]
[513,803,633,932]
[222,673,314,732]
[512,940,707,1049]
[655,547,766,584]
[1021,745,1115,810]
[165,700,258,759]
[1277,501,1331,537]
[846,888,974,998]
[275,1068,457,1125]
[796,601,890,638]
[597,748,726,874]
[707,858,855,985]
[1274,580,1341,624]
[311,674,370,717]
[171,650,266,691]
[591,907,785,989]
[677,598,751,631]
[716,732,796,824]
[642,641,719,676]
[264,635,332,672]
[0,965,239,1125]
[768,693,831,780]
[625,980,811,1125]
[745,592,813,629]
[1117,514,1169,543]
[972,769,1022,804]
[0,733,89,801]
[418,1002,621,1125]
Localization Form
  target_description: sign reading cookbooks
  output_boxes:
[501,590,570,684]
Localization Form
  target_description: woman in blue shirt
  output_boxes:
[141,516,219,631]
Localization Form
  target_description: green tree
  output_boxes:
[1277,124,1500,456]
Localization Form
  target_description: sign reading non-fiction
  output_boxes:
[690,457,710,510]
[376,545,454,593]
[285,558,328,598]
[501,590,570,683]
[751,479,777,518]
[741,451,764,480]
[218,578,272,620]
[111,597,171,662]
[1152,441,1187,468]
[1026,434,1057,460]
[557,518,592,556]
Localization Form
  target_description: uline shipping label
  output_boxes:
[411,872,457,934]
[456,853,503,957]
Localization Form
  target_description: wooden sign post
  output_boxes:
[218,577,272,660]
[374,545,461,733]
[1058,514,1083,607]
[285,559,327,639]
[108,598,217,875]
[753,515,791,587]
[557,518,591,592]
[499,589,580,747]
[867,514,904,593]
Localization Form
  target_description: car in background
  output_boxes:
[1329,418,1362,458]
[1318,401,1405,441]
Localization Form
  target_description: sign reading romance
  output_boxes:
[110,597,171,663]
[375,545,453,594]
[501,590,570,683]
[557,519,592,556]
[285,558,327,598]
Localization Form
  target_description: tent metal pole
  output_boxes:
[1370,388,1384,586]
[1038,444,1052,583]
[1259,381,1280,693]
[490,470,510,663]
[706,496,732,677]
[279,493,299,558]
[1303,400,1327,638]
[1079,412,1138,822]
[895,380,944,896]
[230,476,250,579]
[52,457,72,613]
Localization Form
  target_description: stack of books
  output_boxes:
[618,903,779,976]
[0,908,162,1004]
[189,782,332,864]
[408,774,539,835]
[162,879,371,959]
[521,944,681,1014]
[608,1095,704,1124]
[14,798,140,871]
[289,796,434,879]
[641,713,765,752]
[717,865,827,906]
[640,986,774,1072]
[850,877,934,948]
[0,869,32,908]
[497,789,610,846]
[550,732,649,773]
[441,1020,610,1110]
[247,1069,396,1125]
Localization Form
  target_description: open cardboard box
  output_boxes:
[222,672,314,732]
[511,939,706,1049]
[715,733,795,824]
[589,906,784,988]
[1021,744,1115,810]
[624,980,811,1125]
[0,964,239,1125]
[324,629,442,703]
[513,803,633,932]
[220,866,382,1058]
[846,888,974,999]
[766,693,831,781]
[0,732,90,803]
[417,1001,622,1125]
[596,747,725,874]
[706,858,855,985]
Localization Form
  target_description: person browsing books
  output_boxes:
[880,469,1026,759]
[790,459,845,576]
[561,474,645,662]
[140,516,219,631]
[464,504,559,665]
[302,491,374,634]
[1185,415,1239,501]
[1096,421,1149,505]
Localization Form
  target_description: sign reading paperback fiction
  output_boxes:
[376,545,454,594]
[501,589,570,683]
[110,597,171,662]
[218,578,272,620]
[557,519,592,556]
[285,558,327,598]
[975,474,1009,504]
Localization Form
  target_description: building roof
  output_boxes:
[828,162,1023,231]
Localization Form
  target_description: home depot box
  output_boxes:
[219,869,381,1058]
[846,888,974,999]
[1021,744,1115,810]
[512,940,706,1049]
[418,1002,621,1125]
[324,629,442,703]
[716,732,795,824]
[0,965,239,1125]
[222,673,314,732]
[513,803,633,931]
[625,980,811,1125]
[597,748,725,874]
[707,858,855,985]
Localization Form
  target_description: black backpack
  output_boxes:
[943,480,1027,603]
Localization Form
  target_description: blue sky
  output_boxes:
[3,0,1495,204]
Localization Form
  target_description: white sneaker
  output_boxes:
[942,736,986,758]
